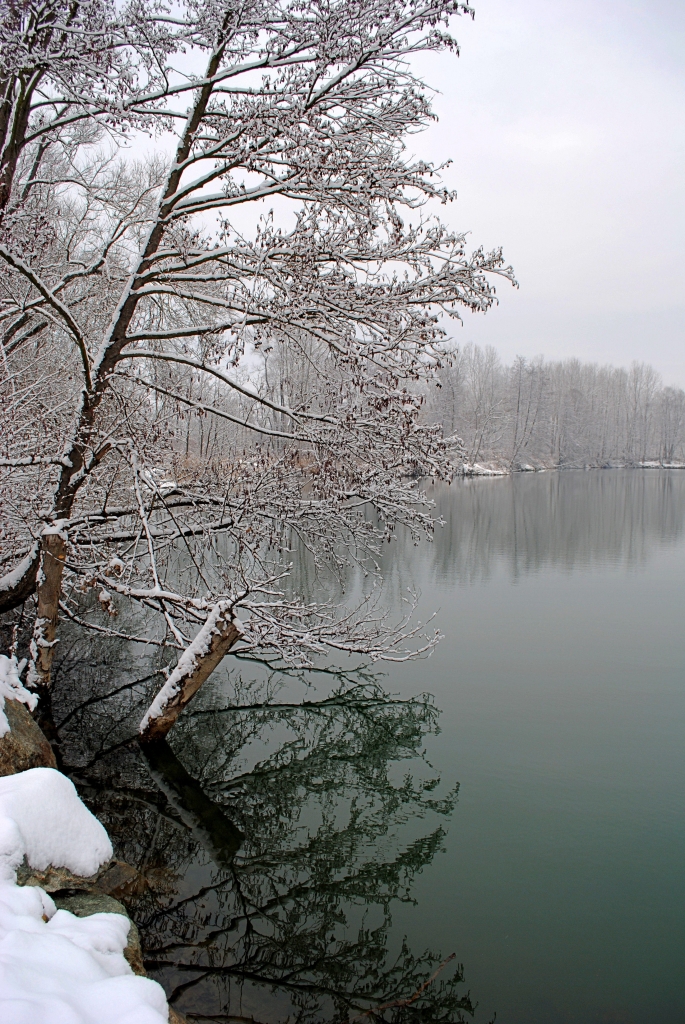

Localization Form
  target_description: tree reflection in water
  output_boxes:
[49,633,480,1023]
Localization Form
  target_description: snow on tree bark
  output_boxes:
[139,604,242,742]
[0,540,41,614]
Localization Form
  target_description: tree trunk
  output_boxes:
[139,603,241,742]
[27,530,67,691]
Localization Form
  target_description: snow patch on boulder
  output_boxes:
[0,767,169,1023]
[0,768,112,876]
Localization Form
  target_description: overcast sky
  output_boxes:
[411,0,685,384]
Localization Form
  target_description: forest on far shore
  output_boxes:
[425,345,685,470]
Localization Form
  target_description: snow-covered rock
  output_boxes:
[0,767,169,1024]
[0,767,112,876]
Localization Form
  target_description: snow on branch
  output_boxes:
[0,0,511,708]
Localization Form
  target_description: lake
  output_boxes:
[385,469,685,1024]
[57,469,685,1023]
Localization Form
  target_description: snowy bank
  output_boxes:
[0,767,169,1024]
[460,462,508,477]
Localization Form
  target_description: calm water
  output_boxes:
[55,470,685,1023]
[386,470,685,1024]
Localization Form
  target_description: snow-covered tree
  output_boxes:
[427,345,685,470]
[0,0,513,738]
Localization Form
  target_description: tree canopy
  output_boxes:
[0,0,513,732]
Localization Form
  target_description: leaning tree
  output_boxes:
[0,0,513,739]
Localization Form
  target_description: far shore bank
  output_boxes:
[455,460,685,478]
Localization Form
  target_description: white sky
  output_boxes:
[411,0,685,385]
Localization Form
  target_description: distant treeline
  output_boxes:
[426,345,685,469]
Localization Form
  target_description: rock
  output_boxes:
[95,858,147,898]
[16,837,182,1022]
[0,699,56,775]
[17,856,146,897]
[18,856,149,978]
[5,760,177,1017]
[52,892,146,976]
[16,861,85,892]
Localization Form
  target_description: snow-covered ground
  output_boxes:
[0,767,169,1023]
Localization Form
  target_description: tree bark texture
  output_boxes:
[27,530,67,690]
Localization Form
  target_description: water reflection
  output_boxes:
[13,469,685,1024]
[424,470,685,584]
[49,634,476,1023]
